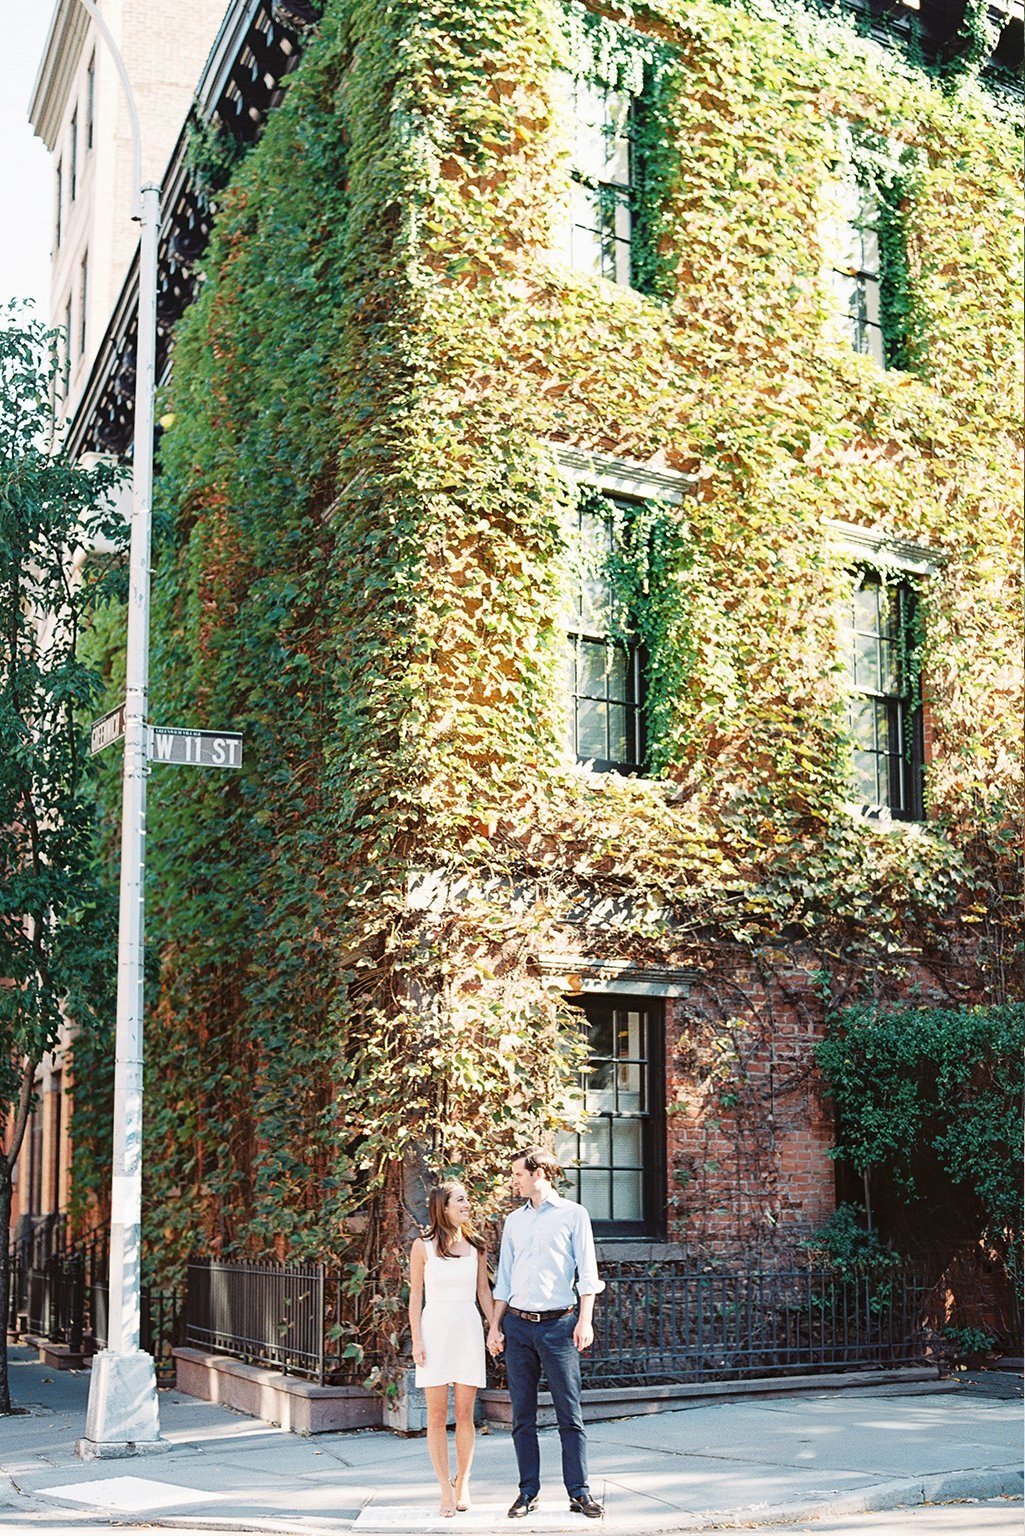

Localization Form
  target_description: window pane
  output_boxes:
[611,1117,642,1167]
[571,211,604,282]
[605,646,628,698]
[859,226,880,276]
[853,582,879,627]
[611,1169,643,1222]
[850,697,881,752]
[617,1010,645,1058]
[574,85,609,180]
[584,1060,616,1114]
[578,1116,609,1165]
[579,1169,612,1222]
[852,749,882,806]
[589,1011,614,1060]
[614,236,632,287]
[876,584,900,639]
[879,637,899,695]
[555,1128,581,1203]
[863,277,881,327]
[854,631,881,691]
[577,697,607,759]
[578,641,610,697]
[607,704,628,764]
[605,93,631,181]
[865,324,885,368]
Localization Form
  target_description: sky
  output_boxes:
[1,5,57,315]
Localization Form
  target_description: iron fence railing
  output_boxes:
[183,1259,379,1386]
[12,1236,1022,1397]
[581,1261,932,1388]
[7,1220,182,1383]
[182,1255,943,1390]
[185,1258,327,1381]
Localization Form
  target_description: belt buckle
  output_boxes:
[524,1310,542,1323]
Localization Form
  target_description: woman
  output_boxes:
[408,1180,494,1517]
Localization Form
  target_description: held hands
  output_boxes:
[487,1325,505,1357]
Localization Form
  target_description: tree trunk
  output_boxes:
[0,1161,13,1414]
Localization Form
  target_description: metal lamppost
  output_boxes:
[75,0,163,1458]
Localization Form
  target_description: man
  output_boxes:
[487,1147,604,1520]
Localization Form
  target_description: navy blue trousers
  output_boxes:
[504,1309,588,1499]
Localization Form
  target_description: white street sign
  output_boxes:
[148,727,243,767]
[90,704,127,756]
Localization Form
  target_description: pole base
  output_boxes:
[76,1435,170,1460]
[79,1349,162,1457]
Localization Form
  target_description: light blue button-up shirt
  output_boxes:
[494,1191,605,1311]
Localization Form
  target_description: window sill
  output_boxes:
[845,801,926,834]
[564,758,666,789]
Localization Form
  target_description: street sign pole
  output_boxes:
[78,0,163,1460]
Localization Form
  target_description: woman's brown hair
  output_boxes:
[425,1181,485,1260]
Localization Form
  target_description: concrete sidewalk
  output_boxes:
[0,1349,1020,1534]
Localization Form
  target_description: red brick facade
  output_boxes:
[662,979,834,1257]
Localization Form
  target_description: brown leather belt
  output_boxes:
[508,1305,575,1323]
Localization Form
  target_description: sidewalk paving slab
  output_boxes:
[0,1349,1020,1534]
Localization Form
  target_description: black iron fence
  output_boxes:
[181,1255,938,1390]
[184,1258,377,1386]
[7,1219,182,1383]
[13,1237,1021,1397]
[583,1261,931,1388]
[185,1259,327,1380]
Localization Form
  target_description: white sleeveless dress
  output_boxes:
[415,1238,486,1389]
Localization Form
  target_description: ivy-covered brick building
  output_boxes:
[74,0,1021,1310]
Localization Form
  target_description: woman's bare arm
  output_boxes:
[476,1248,495,1327]
[408,1238,426,1365]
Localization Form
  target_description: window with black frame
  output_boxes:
[565,495,644,774]
[557,996,664,1237]
[832,183,885,367]
[567,80,634,287]
[843,570,923,819]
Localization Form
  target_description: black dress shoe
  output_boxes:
[508,1493,539,1518]
[569,1492,604,1518]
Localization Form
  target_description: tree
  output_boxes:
[0,312,126,1413]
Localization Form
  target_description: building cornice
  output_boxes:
[64,0,308,461]
[549,444,697,504]
[540,956,702,997]
[29,0,90,151]
[825,518,944,577]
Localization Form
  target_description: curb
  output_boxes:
[12,1467,1018,1534]
[641,1467,1025,1532]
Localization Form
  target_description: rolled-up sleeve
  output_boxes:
[493,1221,514,1303]
[573,1206,605,1296]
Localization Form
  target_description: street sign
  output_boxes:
[148,726,243,768]
[90,704,126,756]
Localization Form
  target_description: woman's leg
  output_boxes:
[423,1384,456,1514]
[452,1384,477,1507]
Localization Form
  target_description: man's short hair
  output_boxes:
[513,1145,562,1181]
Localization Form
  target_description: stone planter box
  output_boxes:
[172,1347,380,1434]
[481,1365,941,1428]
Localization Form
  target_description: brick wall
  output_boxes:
[660,949,989,1258]
[663,971,835,1258]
